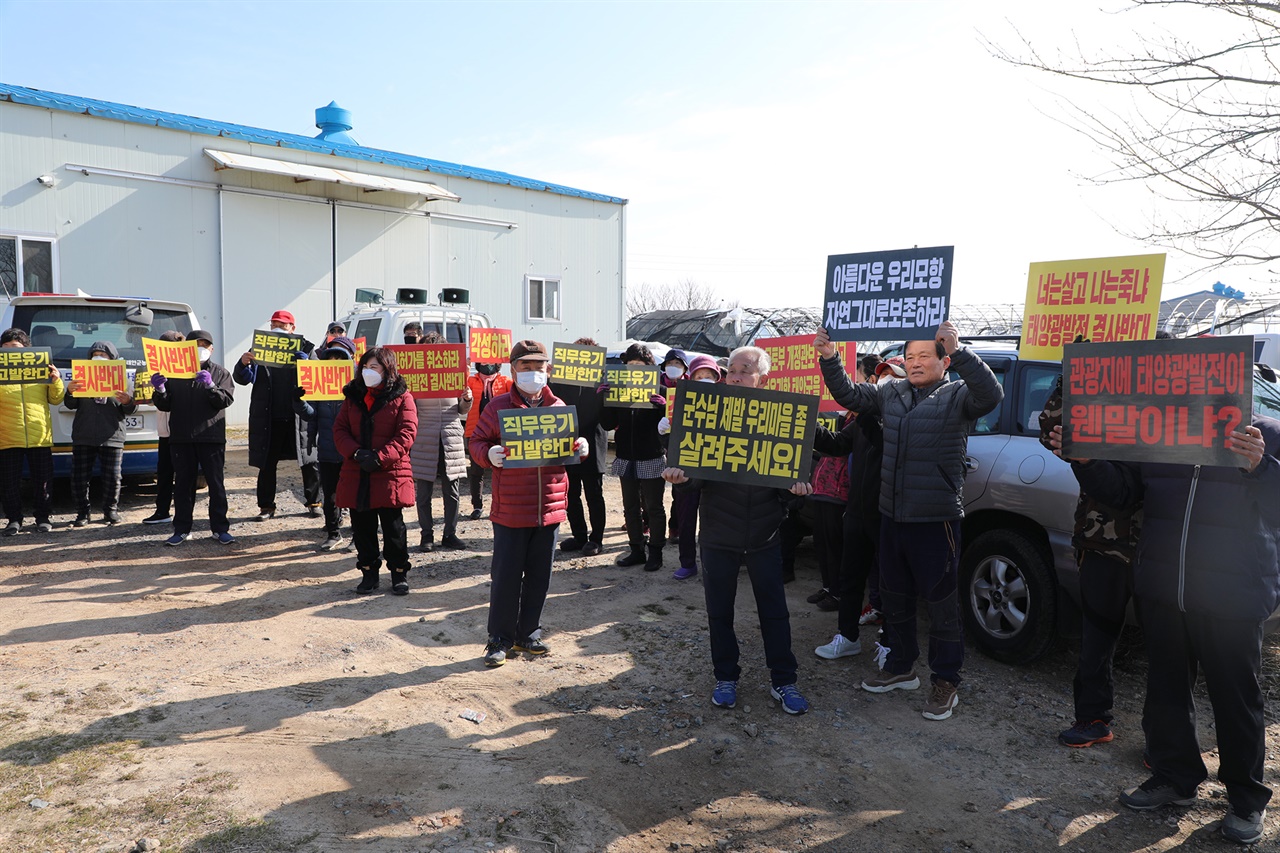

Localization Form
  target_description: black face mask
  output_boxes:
[476,363,500,376]
[404,335,420,345]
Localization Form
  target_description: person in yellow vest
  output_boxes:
[0,327,66,536]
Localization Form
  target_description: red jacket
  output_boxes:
[469,388,569,528]
[334,377,418,510]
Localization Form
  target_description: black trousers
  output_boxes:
[1139,597,1271,815]
[415,445,460,541]
[565,465,605,544]
[878,518,964,686]
[620,475,665,553]
[811,499,845,594]
[350,507,409,572]
[487,522,558,644]
[1073,551,1133,724]
[319,460,342,535]
[71,444,124,514]
[467,459,488,511]
[255,418,320,510]
[0,446,53,525]
[836,511,880,640]
[172,442,228,535]
[702,541,798,688]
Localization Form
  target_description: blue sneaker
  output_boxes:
[213,531,235,545]
[165,533,189,546]
[770,684,810,715]
[711,680,737,709]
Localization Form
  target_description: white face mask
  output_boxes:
[198,347,213,363]
[91,355,109,361]
[515,370,547,394]
[361,368,384,387]
[695,377,717,384]
[664,365,684,380]
[877,374,896,386]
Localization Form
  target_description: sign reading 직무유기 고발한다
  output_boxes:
[604,365,661,409]
[669,381,818,489]
[550,342,607,388]
[383,344,469,399]
[498,405,580,468]
[252,330,306,367]
[1061,336,1254,467]
[1020,253,1165,361]
[297,360,354,401]
[755,335,857,413]
[0,347,53,385]
[822,246,953,341]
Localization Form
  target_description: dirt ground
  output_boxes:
[2,440,1279,852]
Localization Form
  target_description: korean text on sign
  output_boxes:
[143,338,200,379]
[668,381,818,489]
[550,342,607,387]
[0,347,53,385]
[384,343,469,399]
[252,330,305,367]
[297,361,354,401]
[822,246,953,340]
[71,359,127,396]
[604,366,661,409]
[756,335,857,413]
[470,328,513,365]
[1021,253,1165,361]
[498,405,580,468]
[1061,335,1253,468]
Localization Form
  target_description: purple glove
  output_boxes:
[150,373,167,391]
[194,370,213,388]
[595,382,611,395]
[650,393,667,407]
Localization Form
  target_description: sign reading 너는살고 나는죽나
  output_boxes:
[297,361,354,401]
[0,347,53,385]
[469,328,513,365]
[1061,335,1253,467]
[498,405,580,468]
[755,335,857,413]
[822,246,952,341]
[383,344,469,399]
[604,365,661,409]
[549,342,607,388]
[70,359,127,396]
[669,381,818,489]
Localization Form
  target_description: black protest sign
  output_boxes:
[499,405,580,468]
[252,330,306,367]
[1061,336,1253,467]
[604,365,661,408]
[823,245,953,340]
[669,381,817,489]
[0,347,53,385]
[550,342,607,387]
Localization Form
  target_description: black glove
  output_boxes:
[354,449,380,473]
[295,385,307,398]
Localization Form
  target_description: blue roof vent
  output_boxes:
[315,101,357,145]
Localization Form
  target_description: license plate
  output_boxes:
[123,415,144,432]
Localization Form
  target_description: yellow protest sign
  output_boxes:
[142,338,199,379]
[70,359,127,396]
[297,361,354,401]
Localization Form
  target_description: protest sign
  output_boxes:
[383,343,468,399]
[1061,336,1253,467]
[550,342,607,387]
[756,335,858,413]
[1021,253,1165,361]
[498,405,580,468]
[669,381,818,489]
[252,330,306,367]
[297,360,354,401]
[604,365,661,408]
[0,347,53,385]
[470,328,513,364]
[130,370,154,404]
[823,246,952,340]
[143,338,199,379]
[666,386,676,421]
[70,359,127,396]
[354,337,367,360]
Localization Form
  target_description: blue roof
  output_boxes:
[0,83,627,205]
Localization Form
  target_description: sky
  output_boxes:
[1,0,1273,311]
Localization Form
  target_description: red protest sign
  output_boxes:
[469,328,513,364]
[755,335,857,413]
[384,344,468,399]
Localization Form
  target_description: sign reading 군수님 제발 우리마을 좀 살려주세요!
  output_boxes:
[822,245,952,341]
[669,381,818,489]
[0,347,53,385]
[498,406,580,468]
[550,342,607,388]
[1061,335,1254,468]
[383,344,469,399]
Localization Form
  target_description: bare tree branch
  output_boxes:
[625,279,737,318]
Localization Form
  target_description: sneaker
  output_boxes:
[922,678,959,720]
[815,633,861,660]
[470,508,483,521]
[512,637,549,655]
[770,684,810,715]
[320,533,345,551]
[1119,776,1198,811]
[616,550,646,567]
[872,642,891,670]
[1,521,19,537]
[672,565,698,580]
[858,605,883,626]
[1059,719,1114,748]
[806,587,831,604]
[816,592,840,612]
[582,541,602,557]
[103,510,122,525]
[483,638,508,667]
[213,531,235,545]
[862,669,920,693]
[711,680,738,709]
[1221,809,1266,845]
[36,521,52,533]
[559,537,584,552]
[440,534,468,551]
[165,533,189,546]
[72,513,91,528]
[254,509,275,522]
[142,512,171,525]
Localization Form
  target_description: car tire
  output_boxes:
[960,529,1059,664]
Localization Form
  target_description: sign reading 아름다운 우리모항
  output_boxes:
[550,342,607,387]
[604,365,661,409]
[383,344,468,399]
[1020,253,1165,361]
[755,335,857,413]
[1061,335,1253,467]
[0,347,53,385]
[469,328,513,365]
[297,360,354,401]
[498,405,580,468]
[143,338,200,379]
[70,359,127,396]
[252,330,306,367]
[823,245,953,340]
[669,381,818,489]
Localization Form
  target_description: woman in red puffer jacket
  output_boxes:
[334,347,418,596]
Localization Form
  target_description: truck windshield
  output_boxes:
[13,304,193,368]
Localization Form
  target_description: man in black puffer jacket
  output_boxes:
[815,321,1003,721]
[1052,416,1280,844]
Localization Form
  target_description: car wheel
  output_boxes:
[960,529,1058,664]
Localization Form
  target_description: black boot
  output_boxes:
[616,550,646,567]
[390,569,409,596]
[355,567,379,594]
[644,545,663,572]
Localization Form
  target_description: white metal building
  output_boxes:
[0,83,627,423]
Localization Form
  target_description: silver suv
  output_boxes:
[955,343,1280,663]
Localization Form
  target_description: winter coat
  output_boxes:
[294,397,344,465]
[152,361,235,444]
[821,346,1003,522]
[469,388,569,528]
[599,399,665,462]
[233,355,317,468]
[333,377,417,511]
[813,412,884,527]
[0,369,65,450]
[61,340,135,447]
[1073,416,1280,623]
[465,372,513,438]
[410,395,471,482]
[810,454,849,504]
[549,382,608,475]
[679,478,791,554]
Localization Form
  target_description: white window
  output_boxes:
[525,275,561,323]
[0,235,57,298]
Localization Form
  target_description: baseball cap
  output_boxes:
[327,321,346,335]
[270,310,296,326]
[189,329,215,346]
[875,356,906,379]
[509,340,550,362]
